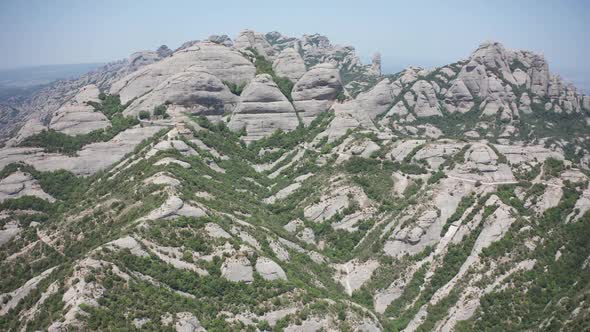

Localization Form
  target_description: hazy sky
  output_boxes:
[0,0,588,87]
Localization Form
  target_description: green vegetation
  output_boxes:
[223,80,247,95]
[0,195,53,212]
[90,94,126,119]
[2,78,589,331]
[459,185,589,331]
[428,170,446,184]
[544,157,564,179]
[440,194,476,236]
[153,104,169,118]
[139,110,150,120]
[0,163,84,201]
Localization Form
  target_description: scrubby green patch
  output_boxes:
[0,196,53,212]
[89,93,126,119]
[0,163,84,201]
[458,185,589,331]
[543,157,564,179]
[223,80,247,96]
[0,265,66,331]
[517,100,590,148]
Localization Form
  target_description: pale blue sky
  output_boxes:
[0,0,588,89]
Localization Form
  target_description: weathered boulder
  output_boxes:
[457,62,489,98]
[228,74,299,142]
[127,51,161,72]
[221,256,254,283]
[255,257,287,281]
[292,63,342,124]
[156,45,172,58]
[324,99,376,141]
[410,80,442,117]
[369,52,381,76]
[469,41,515,84]
[445,79,474,113]
[272,48,307,83]
[356,78,400,119]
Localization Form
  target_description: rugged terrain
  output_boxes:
[0,30,589,331]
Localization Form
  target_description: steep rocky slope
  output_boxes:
[0,31,589,332]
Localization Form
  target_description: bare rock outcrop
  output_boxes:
[272,48,307,83]
[49,84,110,135]
[228,74,299,142]
[124,70,237,117]
[175,312,206,332]
[233,30,275,59]
[292,63,343,124]
[221,256,254,283]
[0,171,56,202]
[208,34,233,47]
[356,78,400,119]
[410,80,442,117]
[255,257,287,281]
[111,42,255,105]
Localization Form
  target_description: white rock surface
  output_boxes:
[111,42,255,105]
[0,267,56,315]
[124,70,238,117]
[49,85,110,135]
[273,48,307,83]
[204,223,232,239]
[0,126,164,176]
[0,221,20,246]
[228,74,299,142]
[264,182,301,204]
[334,259,379,295]
[0,171,55,202]
[255,257,287,281]
[221,256,254,283]
[154,157,191,169]
[234,29,275,59]
[175,312,206,332]
[292,63,342,124]
[410,80,442,117]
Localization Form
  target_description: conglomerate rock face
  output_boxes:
[0,31,589,332]
[272,48,307,83]
[48,85,110,135]
[110,41,256,106]
[292,63,343,124]
[228,74,299,142]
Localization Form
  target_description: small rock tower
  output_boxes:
[370,52,381,76]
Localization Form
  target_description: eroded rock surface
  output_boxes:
[229,74,299,142]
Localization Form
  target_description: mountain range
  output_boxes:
[0,30,589,331]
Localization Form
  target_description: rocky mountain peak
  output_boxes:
[370,52,382,76]
[156,45,173,58]
[207,34,233,47]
